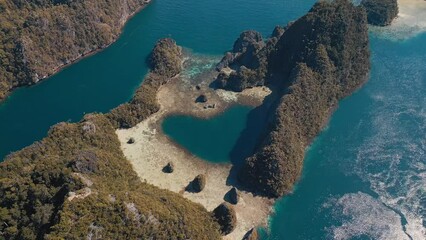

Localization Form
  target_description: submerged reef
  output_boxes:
[216,0,371,197]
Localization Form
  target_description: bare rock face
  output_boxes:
[361,0,398,26]
[212,203,237,235]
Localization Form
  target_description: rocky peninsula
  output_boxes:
[216,0,371,197]
[0,0,151,101]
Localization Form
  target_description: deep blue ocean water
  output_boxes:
[0,0,424,239]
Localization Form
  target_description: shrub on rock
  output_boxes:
[212,202,237,235]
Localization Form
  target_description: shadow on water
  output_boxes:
[225,89,279,191]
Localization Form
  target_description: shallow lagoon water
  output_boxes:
[1,0,425,239]
[162,106,253,163]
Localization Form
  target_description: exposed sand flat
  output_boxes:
[372,0,426,39]
[116,75,274,239]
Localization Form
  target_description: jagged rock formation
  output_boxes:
[212,203,237,235]
[0,38,221,239]
[217,0,370,197]
[0,0,150,101]
[361,0,399,26]
[215,29,281,92]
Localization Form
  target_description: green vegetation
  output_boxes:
[0,0,149,101]
[0,38,221,239]
[361,0,398,26]
[149,38,183,78]
[107,38,182,129]
[0,114,221,240]
[212,203,237,236]
[223,0,371,197]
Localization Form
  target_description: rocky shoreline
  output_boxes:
[216,0,371,198]
[0,0,152,102]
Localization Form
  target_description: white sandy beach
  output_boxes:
[116,75,273,239]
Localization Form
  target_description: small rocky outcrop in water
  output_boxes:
[187,174,206,193]
[163,162,174,173]
[149,38,183,78]
[361,0,398,26]
[216,0,370,198]
[212,203,237,235]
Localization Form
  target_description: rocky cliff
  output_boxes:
[218,0,370,197]
[0,0,150,101]
[361,0,399,26]
[0,38,222,240]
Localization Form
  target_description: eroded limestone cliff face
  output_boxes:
[217,0,370,197]
[0,0,150,101]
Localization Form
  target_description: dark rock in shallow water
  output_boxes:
[226,187,240,205]
[361,0,398,26]
[187,174,206,193]
[196,94,208,103]
[213,202,237,235]
[243,228,259,240]
[163,162,174,173]
[127,137,135,144]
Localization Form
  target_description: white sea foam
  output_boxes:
[352,50,426,238]
[328,192,410,240]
